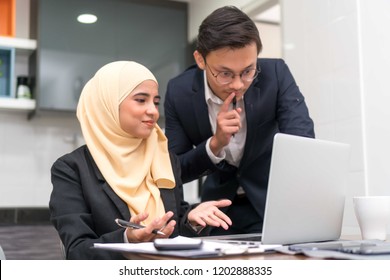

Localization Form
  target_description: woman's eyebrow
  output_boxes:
[133,92,161,99]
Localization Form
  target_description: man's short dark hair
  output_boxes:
[196,6,262,58]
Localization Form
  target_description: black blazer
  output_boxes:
[49,145,198,259]
[164,58,315,225]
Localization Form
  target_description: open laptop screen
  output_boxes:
[261,133,350,245]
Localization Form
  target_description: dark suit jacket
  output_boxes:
[49,145,198,259]
[164,58,315,228]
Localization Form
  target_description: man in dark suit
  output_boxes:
[164,6,315,235]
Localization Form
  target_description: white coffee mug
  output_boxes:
[353,196,390,240]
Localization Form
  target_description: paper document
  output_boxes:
[93,236,281,259]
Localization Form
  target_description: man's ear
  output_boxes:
[193,50,206,70]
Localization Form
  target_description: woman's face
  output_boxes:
[119,80,160,139]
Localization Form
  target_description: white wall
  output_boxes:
[256,22,282,58]
[281,0,390,234]
[15,0,31,39]
[359,0,390,196]
[187,0,265,41]
[0,111,81,207]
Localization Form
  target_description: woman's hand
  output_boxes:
[187,199,232,230]
[125,211,176,242]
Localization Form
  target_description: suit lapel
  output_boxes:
[192,69,213,140]
[240,81,262,170]
[160,188,176,214]
[86,149,130,220]
[101,183,130,220]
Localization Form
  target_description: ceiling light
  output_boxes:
[77,14,98,24]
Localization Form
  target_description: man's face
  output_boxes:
[194,42,258,102]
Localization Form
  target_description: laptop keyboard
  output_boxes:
[200,233,263,247]
[233,234,262,242]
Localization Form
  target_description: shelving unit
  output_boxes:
[0,97,35,111]
[0,36,37,112]
[0,36,36,53]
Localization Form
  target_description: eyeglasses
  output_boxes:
[205,63,260,85]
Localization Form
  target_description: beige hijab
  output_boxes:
[77,61,175,225]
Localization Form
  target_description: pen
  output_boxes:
[232,96,237,110]
[232,96,237,137]
[115,218,165,236]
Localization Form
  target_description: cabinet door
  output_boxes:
[0,47,15,97]
[36,0,187,113]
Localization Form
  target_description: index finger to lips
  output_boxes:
[220,92,236,112]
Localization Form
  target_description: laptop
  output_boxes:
[201,133,351,246]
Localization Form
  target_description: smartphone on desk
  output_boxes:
[154,238,203,250]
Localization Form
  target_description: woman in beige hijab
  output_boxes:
[49,61,232,259]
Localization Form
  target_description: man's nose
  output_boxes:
[229,74,244,90]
